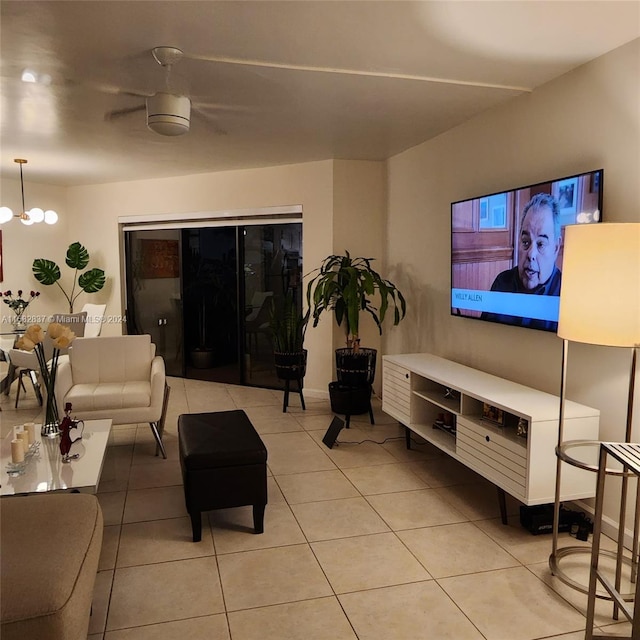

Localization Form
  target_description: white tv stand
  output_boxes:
[382,353,600,520]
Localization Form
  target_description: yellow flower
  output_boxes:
[16,336,35,351]
[46,322,65,339]
[53,328,75,350]
[54,336,70,349]
[24,324,44,345]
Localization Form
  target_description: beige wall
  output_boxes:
[385,39,639,525]
[2,158,389,395]
[0,179,70,321]
[331,160,387,367]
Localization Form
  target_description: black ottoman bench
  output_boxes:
[178,410,268,542]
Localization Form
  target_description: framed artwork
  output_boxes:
[556,177,578,216]
[139,239,179,279]
[491,204,506,227]
[479,193,508,230]
[479,199,488,224]
[482,403,505,427]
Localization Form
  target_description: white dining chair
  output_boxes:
[80,303,107,338]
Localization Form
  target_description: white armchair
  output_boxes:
[55,335,169,458]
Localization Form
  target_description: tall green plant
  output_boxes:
[32,242,106,313]
[269,290,309,353]
[306,251,406,348]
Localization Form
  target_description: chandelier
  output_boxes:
[0,159,58,225]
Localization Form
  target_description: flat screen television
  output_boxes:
[451,169,603,332]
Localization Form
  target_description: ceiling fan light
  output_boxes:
[44,209,59,225]
[29,207,45,223]
[0,207,13,224]
[148,117,190,136]
[146,93,190,136]
[21,68,37,83]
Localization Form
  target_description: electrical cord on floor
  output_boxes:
[335,436,404,446]
[334,435,434,449]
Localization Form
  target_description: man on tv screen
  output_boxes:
[481,193,562,331]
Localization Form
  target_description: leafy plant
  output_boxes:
[269,290,309,353]
[306,251,406,348]
[32,242,106,312]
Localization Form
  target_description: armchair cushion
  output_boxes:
[71,335,153,383]
[67,381,151,411]
[0,493,103,640]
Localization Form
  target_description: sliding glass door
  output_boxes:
[124,221,302,388]
[242,223,303,387]
[125,230,184,376]
[182,227,240,384]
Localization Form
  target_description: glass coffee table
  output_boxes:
[0,419,112,495]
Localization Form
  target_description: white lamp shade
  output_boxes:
[0,206,13,223]
[558,223,640,347]
[44,209,58,225]
[28,207,44,223]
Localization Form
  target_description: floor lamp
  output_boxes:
[550,222,640,597]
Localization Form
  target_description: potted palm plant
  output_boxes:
[306,251,406,419]
[269,289,309,412]
[306,251,406,367]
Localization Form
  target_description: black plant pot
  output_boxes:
[274,350,307,413]
[329,382,372,415]
[190,348,214,369]
[335,348,377,386]
[274,350,307,381]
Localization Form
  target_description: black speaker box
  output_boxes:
[519,504,572,535]
[322,417,345,449]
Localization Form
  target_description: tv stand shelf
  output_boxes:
[382,353,600,507]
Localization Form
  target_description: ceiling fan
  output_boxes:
[104,46,225,137]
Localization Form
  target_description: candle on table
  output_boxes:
[24,422,36,443]
[14,426,29,448]
[16,429,30,450]
[11,439,25,464]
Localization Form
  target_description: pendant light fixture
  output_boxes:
[0,158,58,225]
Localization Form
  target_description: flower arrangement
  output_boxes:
[16,322,76,436]
[1,290,40,327]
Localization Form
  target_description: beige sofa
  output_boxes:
[55,334,169,458]
[0,493,103,640]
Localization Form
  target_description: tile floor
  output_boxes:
[1,376,633,640]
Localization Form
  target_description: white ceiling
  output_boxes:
[1,1,638,187]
